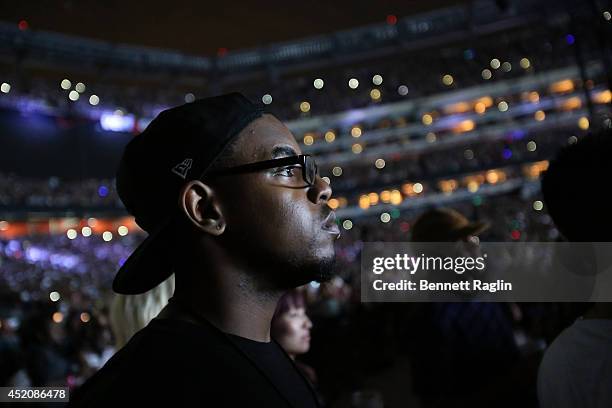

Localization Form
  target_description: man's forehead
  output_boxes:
[239,115,301,160]
[254,143,300,160]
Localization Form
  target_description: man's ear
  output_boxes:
[178,180,226,236]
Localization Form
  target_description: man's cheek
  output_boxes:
[295,203,319,238]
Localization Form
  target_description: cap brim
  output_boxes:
[456,221,490,239]
[112,222,175,295]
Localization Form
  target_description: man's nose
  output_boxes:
[307,175,332,204]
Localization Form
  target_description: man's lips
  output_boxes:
[322,211,341,237]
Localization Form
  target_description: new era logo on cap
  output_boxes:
[171,158,193,179]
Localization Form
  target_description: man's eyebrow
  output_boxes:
[271,145,297,159]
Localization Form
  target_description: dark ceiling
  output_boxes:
[0,0,463,56]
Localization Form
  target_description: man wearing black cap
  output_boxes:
[409,207,519,406]
[68,93,339,407]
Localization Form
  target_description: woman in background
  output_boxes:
[271,289,318,389]
[110,275,175,348]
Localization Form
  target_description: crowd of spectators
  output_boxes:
[0,123,576,213]
[0,173,122,211]
[0,20,603,123]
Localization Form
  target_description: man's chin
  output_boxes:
[279,255,336,288]
[312,256,336,283]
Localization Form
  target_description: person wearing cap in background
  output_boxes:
[410,208,489,243]
[407,208,521,407]
[68,93,339,407]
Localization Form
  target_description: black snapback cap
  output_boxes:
[113,92,264,294]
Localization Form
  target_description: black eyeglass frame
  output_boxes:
[206,154,319,186]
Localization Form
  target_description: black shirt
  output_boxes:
[226,333,319,408]
[68,317,320,407]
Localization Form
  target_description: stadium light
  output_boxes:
[100,112,136,132]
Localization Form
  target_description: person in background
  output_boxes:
[538,128,612,408]
[71,309,114,384]
[272,288,326,406]
[409,208,521,407]
[272,289,316,383]
[110,275,175,348]
[18,306,70,387]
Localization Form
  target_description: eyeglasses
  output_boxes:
[207,154,319,187]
